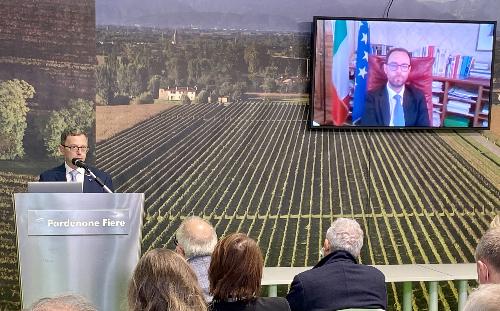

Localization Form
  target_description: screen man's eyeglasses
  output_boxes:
[386,63,411,72]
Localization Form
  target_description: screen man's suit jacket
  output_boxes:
[361,84,430,127]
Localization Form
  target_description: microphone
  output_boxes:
[72,158,89,170]
[70,158,113,193]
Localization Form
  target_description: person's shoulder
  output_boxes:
[44,164,65,172]
[361,264,386,280]
[291,264,330,285]
[406,84,425,97]
[40,164,65,177]
[255,297,290,310]
[292,266,315,279]
[367,85,385,96]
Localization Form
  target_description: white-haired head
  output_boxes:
[475,227,500,284]
[463,284,500,311]
[175,216,217,258]
[30,294,97,311]
[325,218,364,258]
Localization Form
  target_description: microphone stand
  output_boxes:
[84,168,113,193]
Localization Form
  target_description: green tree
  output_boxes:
[116,62,134,96]
[116,62,147,98]
[219,82,233,97]
[96,63,116,105]
[263,65,279,79]
[231,81,247,101]
[0,79,35,159]
[188,58,211,86]
[262,78,277,93]
[244,44,260,74]
[209,90,219,104]
[43,99,94,158]
[135,92,154,105]
[180,94,191,105]
[166,55,188,86]
[195,90,209,104]
[148,75,161,99]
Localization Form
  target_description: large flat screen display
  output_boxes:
[310,17,496,129]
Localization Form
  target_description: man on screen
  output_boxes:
[361,47,430,127]
[39,128,113,193]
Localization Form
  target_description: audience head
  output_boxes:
[128,248,207,311]
[209,233,263,301]
[324,218,364,258]
[475,228,500,284]
[175,216,217,258]
[30,294,97,311]
[463,284,500,311]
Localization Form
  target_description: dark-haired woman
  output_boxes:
[208,233,290,311]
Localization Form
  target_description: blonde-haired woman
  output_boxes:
[128,248,207,311]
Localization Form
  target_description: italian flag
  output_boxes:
[330,20,350,125]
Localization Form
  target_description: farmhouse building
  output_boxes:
[158,87,196,101]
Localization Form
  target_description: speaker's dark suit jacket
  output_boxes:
[39,164,114,193]
[286,250,387,311]
[361,85,430,127]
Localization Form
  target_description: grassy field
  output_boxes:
[96,100,497,310]
[96,102,179,143]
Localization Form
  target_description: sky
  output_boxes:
[95,0,499,33]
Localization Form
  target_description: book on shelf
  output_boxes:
[432,95,441,104]
[432,81,443,92]
[469,69,491,79]
[447,100,472,116]
[447,100,471,109]
[445,55,474,79]
[481,104,490,114]
[413,45,484,79]
[448,87,478,100]
[432,112,441,127]
[370,44,393,56]
[472,61,491,71]
[444,115,470,127]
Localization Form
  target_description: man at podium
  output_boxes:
[39,129,114,193]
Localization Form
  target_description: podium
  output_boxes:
[13,193,144,310]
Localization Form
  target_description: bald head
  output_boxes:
[176,216,217,258]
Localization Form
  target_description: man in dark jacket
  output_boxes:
[361,47,429,127]
[39,128,113,193]
[286,218,387,311]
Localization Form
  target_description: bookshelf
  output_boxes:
[432,76,490,127]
